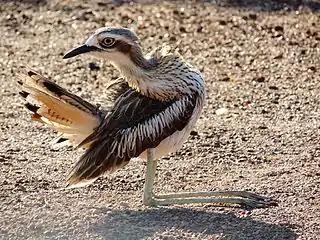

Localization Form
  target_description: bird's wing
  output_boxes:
[17,70,128,147]
[67,89,197,187]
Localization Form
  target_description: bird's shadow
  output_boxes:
[89,207,298,240]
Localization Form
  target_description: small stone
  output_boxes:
[248,13,257,20]
[269,86,279,90]
[274,26,284,32]
[88,62,100,71]
[274,54,283,59]
[169,36,176,41]
[308,66,316,72]
[306,29,317,37]
[216,108,229,115]
[190,130,198,136]
[219,76,230,82]
[219,20,227,25]
[179,26,186,33]
[254,76,265,83]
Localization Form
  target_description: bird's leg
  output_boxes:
[142,149,277,209]
[143,148,158,206]
[153,190,277,209]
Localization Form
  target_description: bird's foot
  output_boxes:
[143,190,278,209]
[236,192,278,210]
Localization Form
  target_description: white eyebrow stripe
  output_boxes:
[97,33,136,44]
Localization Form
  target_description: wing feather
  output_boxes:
[67,90,197,187]
[18,69,129,147]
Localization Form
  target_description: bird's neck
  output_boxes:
[111,48,175,101]
[111,46,203,101]
[113,60,169,100]
[111,49,155,81]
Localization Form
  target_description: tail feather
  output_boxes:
[17,69,105,147]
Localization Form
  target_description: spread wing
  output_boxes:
[17,70,129,148]
[67,89,197,187]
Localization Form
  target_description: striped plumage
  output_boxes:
[18,27,205,187]
[18,27,276,208]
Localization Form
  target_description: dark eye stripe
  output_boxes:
[99,39,132,54]
[114,40,131,53]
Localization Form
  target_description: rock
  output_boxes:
[254,76,265,82]
[190,130,199,136]
[219,20,227,25]
[274,54,283,59]
[88,62,100,71]
[197,26,203,33]
[269,86,279,90]
[216,108,229,115]
[179,26,187,33]
[308,66,316,72]
[248,13,258,20]
[274,26,284,32]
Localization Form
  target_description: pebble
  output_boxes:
[88,62,100,71]
[254,76,265,82]
[190,130,199,136]
[274,26,284,32]
[269,86,279,90]
[248,13,258,20]
[216,108,229,115]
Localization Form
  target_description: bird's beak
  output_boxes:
[63,44,99,59]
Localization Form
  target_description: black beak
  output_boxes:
[63,44,99,59]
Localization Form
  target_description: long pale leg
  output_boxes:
[143,148,157,206]
[143,149,277,209]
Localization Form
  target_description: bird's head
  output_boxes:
[63,27,154,74]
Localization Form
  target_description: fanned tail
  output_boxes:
[17,69,105,148]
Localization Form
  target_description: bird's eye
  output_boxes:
[101,37,115,47]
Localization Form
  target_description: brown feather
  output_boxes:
[17,69,105,147]
[66,89,197,187]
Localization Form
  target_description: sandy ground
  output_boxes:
[0,1,319,239]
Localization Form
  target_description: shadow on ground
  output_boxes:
[89,208,298,240]
[217,0,320,11]
[2,0,319,12]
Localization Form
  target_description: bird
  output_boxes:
[17,27,276,209]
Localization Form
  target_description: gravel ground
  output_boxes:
[0,1,319,239]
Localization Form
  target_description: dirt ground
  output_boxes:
[0,0,319,239]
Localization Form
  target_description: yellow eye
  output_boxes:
[102,38,115,47]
